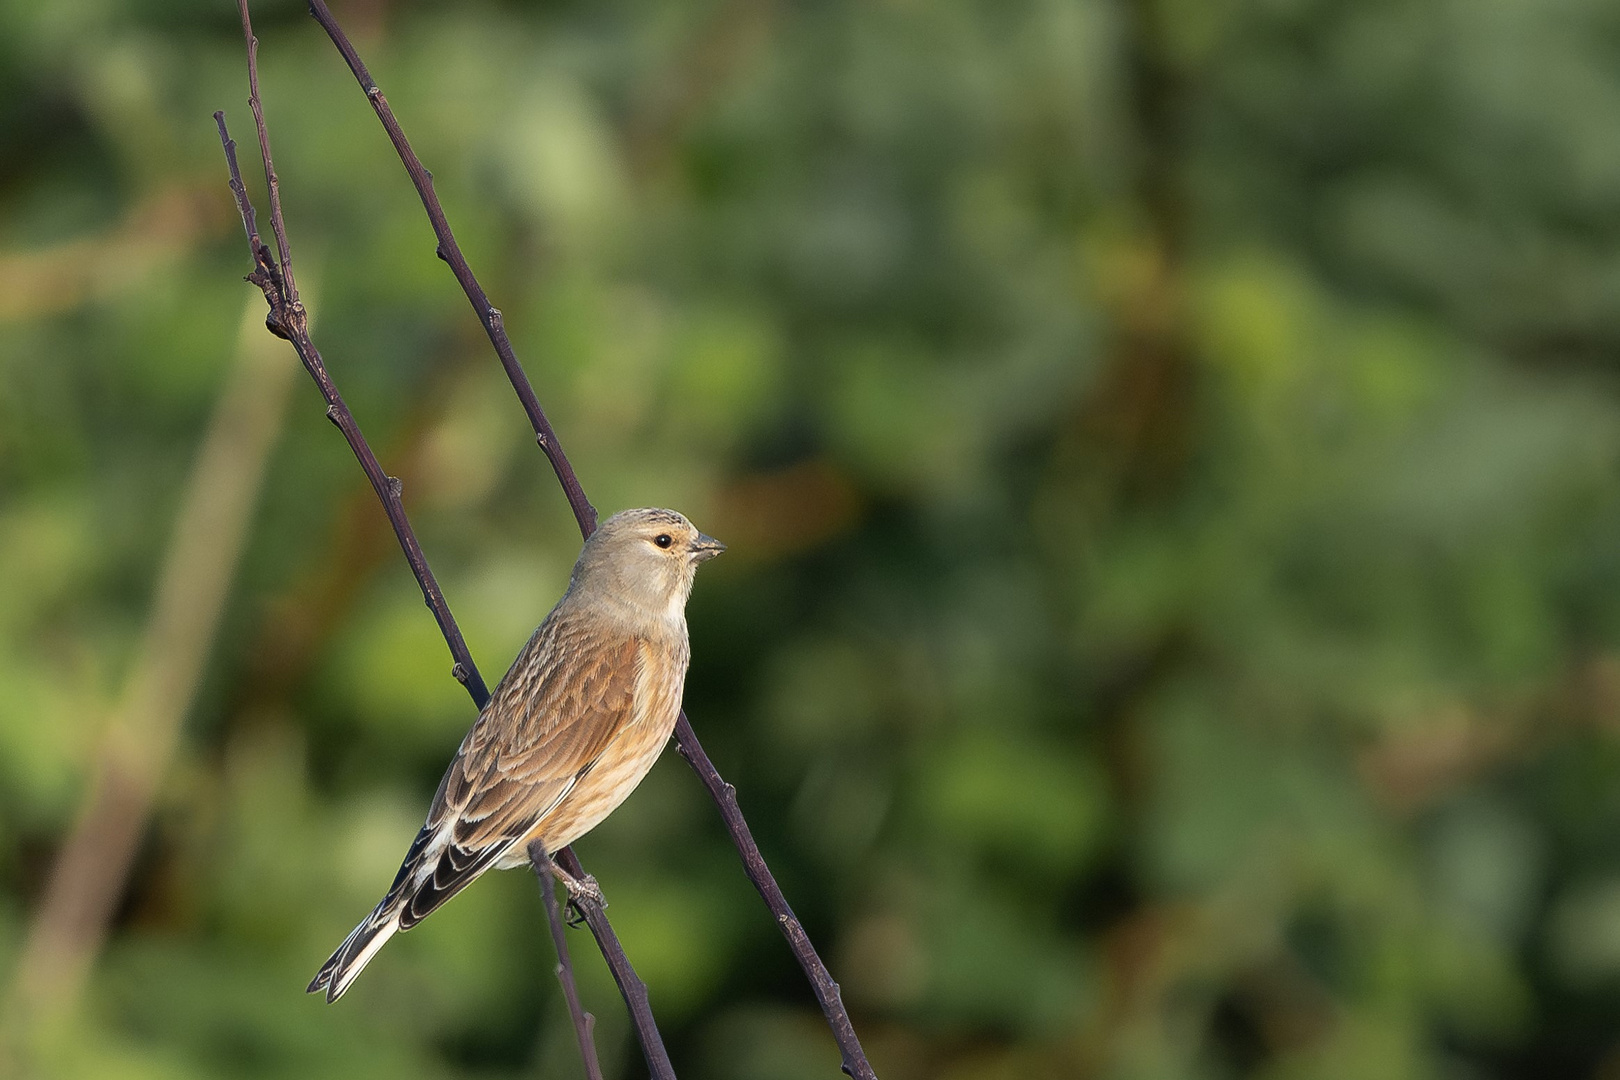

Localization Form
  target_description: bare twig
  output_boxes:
[218,6,644,1074]
[215,108,626,1076]
[242,18,297,307]
[305,0,597,536]
[298,4,876,1075]
[555,848,677,1080]
[216,37,486,707]
[671,714,868,1077]
[530,843,606,1080]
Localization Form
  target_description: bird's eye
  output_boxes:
[654,534,673,549]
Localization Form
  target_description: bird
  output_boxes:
[307,507,725,1003]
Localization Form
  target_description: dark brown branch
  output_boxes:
[671,714,867,1078]
[218,8,666,1073]
[530,842,606,1080]
[240,7,298,306]
[297,5,877,1076]
[214,109,488,706]
[305,0,597,537]
[555,849,677,1080]
[221,107,631,1075]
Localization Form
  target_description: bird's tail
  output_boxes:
[306,897,402,1003]
[308,821,437,1003]
[309,808,530,1002]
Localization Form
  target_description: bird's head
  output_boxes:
[569,507,725,627]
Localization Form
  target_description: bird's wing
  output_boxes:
[395,620,642,929]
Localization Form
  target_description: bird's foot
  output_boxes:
[557,868,606,908]
[526,840,605,925]
[549,863,606,925]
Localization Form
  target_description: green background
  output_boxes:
[5,0,1620,1076]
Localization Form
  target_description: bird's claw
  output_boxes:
[545,858,605,922]
[561,875,603,928]
[561,872,605,909]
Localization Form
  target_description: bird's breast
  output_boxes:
[524,646,686,853]
[630,634,689,730]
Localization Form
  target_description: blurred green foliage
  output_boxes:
[6,0,1620,1076]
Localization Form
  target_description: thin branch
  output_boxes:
[218,11,658,1076]
[239,0,298,306]
[555,849,677,1080]
[305,0,597,536]
[530,843,606,1080]
[215,108,628,1079]
[216,106,629,1076]
[671,713,868,1078]
[215,107,486,705]
[298,5,877,1076]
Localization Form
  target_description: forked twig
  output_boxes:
[556,848,678,1080]
[530,842,605,1080]
[299,2,876,1075]
[214,105,486,706]
[214,105,639,1078]
[216,3,662,1075]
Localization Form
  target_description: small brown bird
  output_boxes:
[308,507,724,1002]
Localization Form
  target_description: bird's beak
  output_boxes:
[690,533,726,561]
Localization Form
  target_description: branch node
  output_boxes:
[531,841,607,1080]
[387,475,403,498]
[324,404,340,427]
[451,662,470,685]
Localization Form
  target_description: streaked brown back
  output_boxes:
[398,613,641,928]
